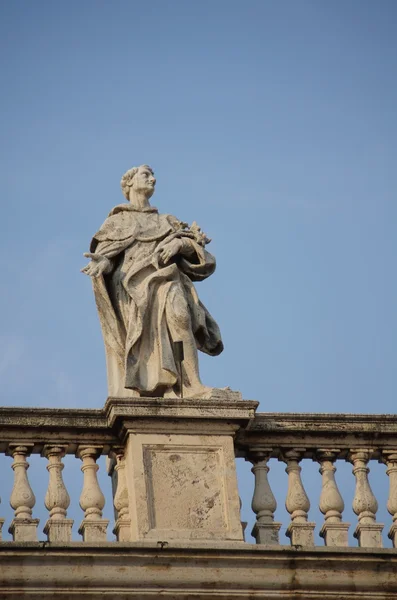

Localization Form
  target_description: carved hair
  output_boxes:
[120,165,154,199]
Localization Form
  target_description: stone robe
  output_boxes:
[90,204,223,396]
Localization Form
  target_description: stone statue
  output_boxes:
[82,165,223,398]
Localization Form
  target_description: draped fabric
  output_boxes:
[90,204,223,394]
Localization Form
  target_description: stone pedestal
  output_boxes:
[354,523,384,548]
[286,522,316,547]
[388,523,397,548]
[320,522,350,547]
[9,518,40,542]
[252,521,282,545]
[43,519,74,542]
[105,393,257,543]
[113,518,132,542]
[78,519,109,542]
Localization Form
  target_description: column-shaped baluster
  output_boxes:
[77,446,109,541]
[247,450,281,545]
[383,450,397,547]
[283,449,315,546]
[350,450,383,547]
[112,449,131,542]
[43,446,74,542]
[8,444,39,541]
[317,450,350,546]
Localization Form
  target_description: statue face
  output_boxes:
[131,166,156,198]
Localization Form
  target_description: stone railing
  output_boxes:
[0,401,396,552]
[0,406,119,543]
[236,412,397,549]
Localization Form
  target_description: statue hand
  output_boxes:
[158,239,183,265]
[81,253,111,278]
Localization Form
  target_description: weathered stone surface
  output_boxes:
[82,164,224,399]
[43,518,73,543]
[1,542,397,599]
[236,412,397,455]
[125,432,242,541]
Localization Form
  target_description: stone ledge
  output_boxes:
[0,542,396,599]
[237,411,397,455]
[105,396,259,438]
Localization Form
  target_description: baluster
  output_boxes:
[283,449,315,546]
[77,446,109,541]
[383,450,397,547]
[8,444,39,541]
[111,449,131,542]
[43,446,74,542]
[247,450,281,545]
[316,450,350,546]
[350,450,383,547]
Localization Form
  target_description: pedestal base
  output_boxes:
[252,521,282,545]
[43,519,74,542]
[354,522,384,548]
[320,522,350,547]
[105,395,257,543]
[9,518,40,542]
[286,522,316,547]
[388,523,397,548]
[78,519,109,542]
[113,518,132,542]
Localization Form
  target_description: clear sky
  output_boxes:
[0,0,396,544]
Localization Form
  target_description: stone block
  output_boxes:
[319,522,350,547]
[252,521,282,545]
[43,518,74,542]
[78,519,109,542]
[354,522,384,548]
[9,518,40,542]
[125,432,243,541]
[113,518,132,542]
[286,521,316,547]
[388,523,397,548]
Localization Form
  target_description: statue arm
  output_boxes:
[81,252,113,278]
[179,237,197,258]
[82,237,128,278]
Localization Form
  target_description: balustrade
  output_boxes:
[0,407,395,551]
[236,412,397,549]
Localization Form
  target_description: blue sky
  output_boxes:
[0,0,396,544]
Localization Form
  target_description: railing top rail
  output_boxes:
[253,411,397,428]
[1,404,396,457]
[0,406,118,455]
[236,411,397,458]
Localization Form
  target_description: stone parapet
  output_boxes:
[0,542,397,599]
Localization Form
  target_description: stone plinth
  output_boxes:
[105,394,257,542]
[320,522,350,547]
[8,518,40,542]
[43,518,74,542]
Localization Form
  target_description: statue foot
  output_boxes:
[163,384,213,399]
[184,384,214,399]
[163,388,179,399]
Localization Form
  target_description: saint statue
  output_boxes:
[82,165,223,398]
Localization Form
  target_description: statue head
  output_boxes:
[120,165,156,201]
